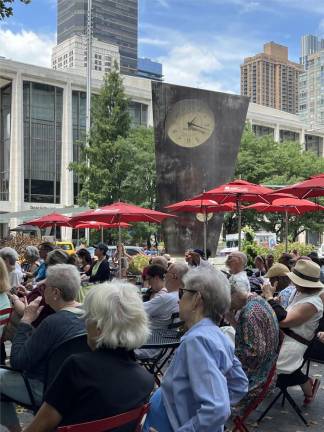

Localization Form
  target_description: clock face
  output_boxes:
[165,98,215,148]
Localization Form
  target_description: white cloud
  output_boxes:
[139,37,169,47]
[142,24,261,93]
[0,28,56,67]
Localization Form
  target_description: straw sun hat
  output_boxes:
[287,259,324,289]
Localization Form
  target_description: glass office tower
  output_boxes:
[57,0,138,75]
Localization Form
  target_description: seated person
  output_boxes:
[253,255,267,277]
[143,268,248,432]
[24,280,154,432]
[278,252,296,271]
[33,243,55,283]
[229,284,279,405]
[142,264,167,302]
[264,263,294,308]
[226,252,250,292]
[263,259,324,405]
[0,264,85,432]
[185,249,213,269]
[76,248,92,273]
[0,247,23,290]
[21,246,40,283]
[85,243,110,283]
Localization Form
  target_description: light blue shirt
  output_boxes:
[161,318,248,432]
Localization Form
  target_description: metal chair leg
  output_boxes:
[257,390,283,424]
[283,390,309,427]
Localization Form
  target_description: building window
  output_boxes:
[72,91,86,204]
[0,84,11,201]
[23,82,63,203]
[128,102,148,127]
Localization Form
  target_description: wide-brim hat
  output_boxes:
[288,259,324,289]
[265,263,290,278]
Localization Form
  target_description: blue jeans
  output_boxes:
[143,388,173,432]
[0,368,43,429]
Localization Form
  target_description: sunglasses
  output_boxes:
[179,288,198,299]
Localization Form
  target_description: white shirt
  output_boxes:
[144,290,179,330]
[229,271,250,293]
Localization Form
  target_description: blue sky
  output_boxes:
[1,0,324,93]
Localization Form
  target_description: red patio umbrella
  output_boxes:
[244,197,324,252]
[71,202,174,276]
[199,180,276,249]
[25,212,72,238]
[274,174,324,199]
[165,199,236,256]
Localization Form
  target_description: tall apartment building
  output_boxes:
[57,0,138,75]
[241,42,304,114]
[299,50,324,125]
[300,34,324,68]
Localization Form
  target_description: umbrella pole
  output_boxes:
[237,200,242,251]
[54,223,57,241]
[118,222,122,278]
[285,210,289,253]
[203,211,207,258]
[77,228,80,246]
[101,227,103,242]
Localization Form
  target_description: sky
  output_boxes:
[1,0,324,94]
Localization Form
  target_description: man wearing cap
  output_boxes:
[265,263,295,308]
[263,259,324,405]
[85,243,110,283]
[226,252,250,293]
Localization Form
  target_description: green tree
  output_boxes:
[0,0,30,19]
[224,127,324,241]
[70,68,131,207]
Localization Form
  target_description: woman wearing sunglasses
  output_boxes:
[144,267,248,432]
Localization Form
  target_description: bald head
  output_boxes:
[165,262,189,292]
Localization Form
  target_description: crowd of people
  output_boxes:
[0,241,324,431]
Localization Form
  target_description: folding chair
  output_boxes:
[232,362,277,432]
[0,333,90,415]
[57,403,150,432]
[257,333,318,428]
[139,327,181,386]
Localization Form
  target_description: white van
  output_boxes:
[219,231,277,256]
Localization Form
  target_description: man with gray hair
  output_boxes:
[0,264,85,431]
[226,251,250,293]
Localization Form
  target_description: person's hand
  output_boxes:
[261,281,277,301]
[317,332,324,344]
[21,296,44,325]
[17,284,29,296]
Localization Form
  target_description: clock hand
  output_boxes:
[189,122,209,131]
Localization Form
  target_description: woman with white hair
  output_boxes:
[22,246,40,282]
[144,267,248,432]
[24,281,154,432]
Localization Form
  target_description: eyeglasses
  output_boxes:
[179,288,198,299]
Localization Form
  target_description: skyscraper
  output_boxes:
[241,42,303,114]
[57,0,138,75]
[300,34,324,68]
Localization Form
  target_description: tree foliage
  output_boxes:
[0,0,30,19]
[70,69,157,245]
[224,127,324,241]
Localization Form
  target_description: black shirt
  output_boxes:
[87,259,111,283]
[45,347,154,430]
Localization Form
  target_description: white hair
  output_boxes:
[83,281,150,350]
[183,267,231,323]
[46,264,81,301]
[25,246,40,261]
[0,247,18,265]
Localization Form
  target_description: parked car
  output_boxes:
[55,241,75,255]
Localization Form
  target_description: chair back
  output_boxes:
[0,307,12,326]
[57,403,150,432]
[45,333,90,391]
